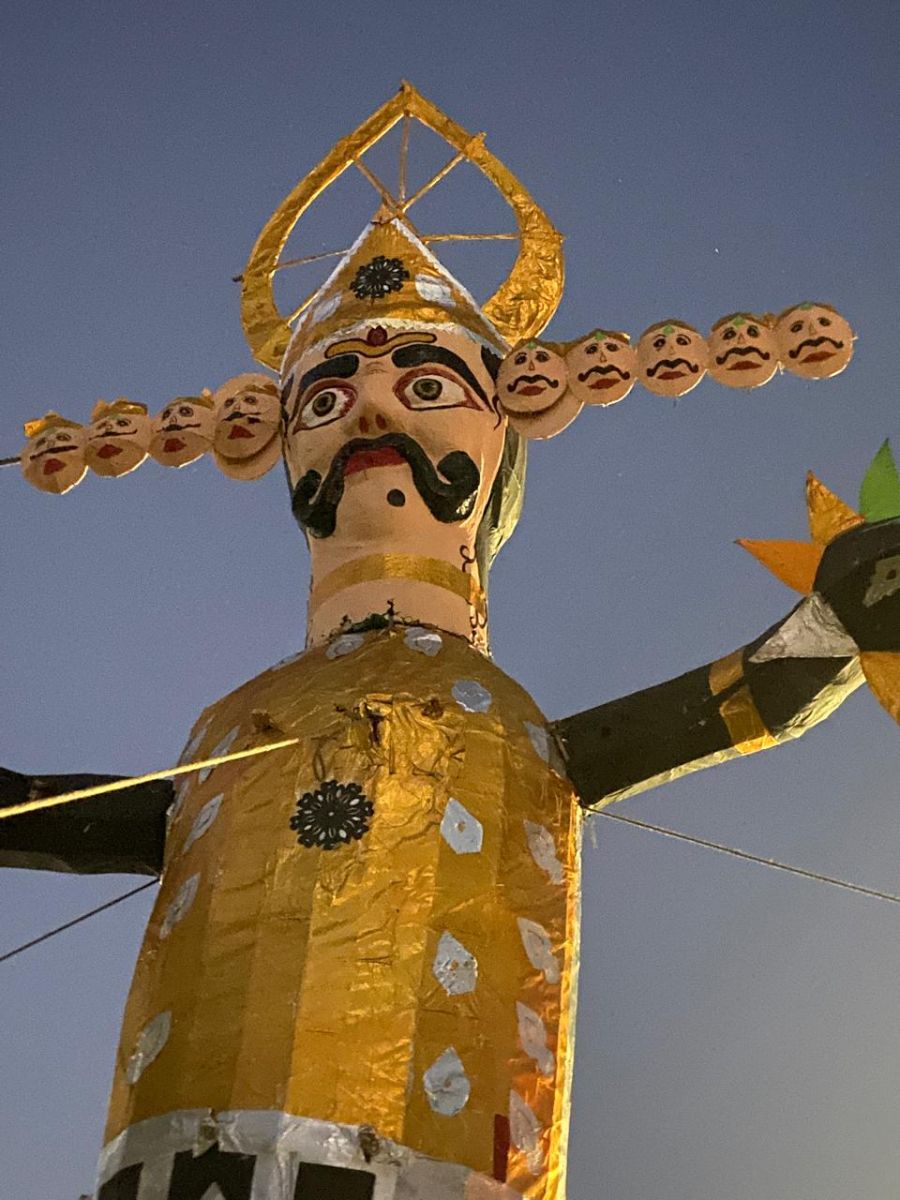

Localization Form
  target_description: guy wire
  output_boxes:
[593,808,900,906]
[0,880,156,965]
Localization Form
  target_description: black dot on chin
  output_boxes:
[387,489,406,507]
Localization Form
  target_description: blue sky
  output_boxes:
[1,2,899,1196]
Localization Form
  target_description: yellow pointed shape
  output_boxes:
[806,472,864,545]
[860,651,900,724]
[241,83,564,367]
[737,538,824,594]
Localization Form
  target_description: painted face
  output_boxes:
[21,422,87,494]
[507,389,583,441]
[149,398,215,467]
[212,374,282,481]
[85,405,151,477]
[637,322,708,397]
[776,304,854,380]
[565,332,637,406]
[707,315,779,389]
[496,344,568,414]
[280,324,506,543]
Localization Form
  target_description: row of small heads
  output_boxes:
[496,303,854,440]
[19,374,281,494]
[16,302,853,493]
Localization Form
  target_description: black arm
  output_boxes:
[554,514,900,808]
[552,630,860,808]
[0,768,171,877]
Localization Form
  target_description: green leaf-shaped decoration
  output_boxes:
[859,440,900,522]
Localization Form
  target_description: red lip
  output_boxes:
[228,425,253,440]
[164,437,186,453]
[344,448,405,477]
[590,378,618,389]
[801,349,834,362]
[98,443,123,458]
[728,361,761,371]
[516,384,547,396]
[43,459,65,475]
[658,369,685,380]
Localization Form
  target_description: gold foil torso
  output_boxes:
[106,627,580,1199]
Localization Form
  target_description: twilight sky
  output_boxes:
[2,2,899,1197]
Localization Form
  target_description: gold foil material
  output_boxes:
[708,648,744,695]
[860,651,900,724]
[22,411,82,438]
[718,685,777,754]
[805,472,865,545]
[241,83,564,368]
[310,554,487,618]
[107,629,579,1200]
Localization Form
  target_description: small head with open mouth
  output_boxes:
[637,320,708,397]
[707,313,779,389]
[149,393,215,467]
[497,341,568,415]
[21,412,88,495]
[86,399,151,477]
[212,373,282,480]
[565,329,636,406]
[775,302,854,380]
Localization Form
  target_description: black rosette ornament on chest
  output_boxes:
[290,779,374,850]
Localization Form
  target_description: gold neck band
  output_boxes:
[310,554,486,617]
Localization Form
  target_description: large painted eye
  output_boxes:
[396,372,476,412]
[514,351,528,365]
[747,325,759,338]
[790,320,803,333]
[722,328,736,340]
[585,343,597,355]
[296,384,356,430]
[56,432,73,443]
[653,337,666,351]
[178,405,194,418]
[604,342,619,353]
[818,316,832,327]
[535,350,550,363]
[675,334,690,347]
[116,418,130,427]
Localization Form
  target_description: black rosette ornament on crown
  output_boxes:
[350,255,409,301]
[290,780,374,850]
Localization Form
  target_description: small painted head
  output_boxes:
[21,413,88,495]
[496,341,568,415]
[149,393,215,467]
[212,374,282,480]
[707,313,779,389]
[85,399,152,477]
[637,320,708,397]
[775,302,854,380]
[565,329,636,406]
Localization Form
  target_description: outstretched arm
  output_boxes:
[553,514,899,808]
[0,768,171,876]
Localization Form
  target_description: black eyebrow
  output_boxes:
[289,354,359,423]
[391,344,490,406]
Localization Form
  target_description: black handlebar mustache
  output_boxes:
[290,432,481,539]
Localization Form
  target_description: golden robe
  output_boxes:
[100,626,581,1200]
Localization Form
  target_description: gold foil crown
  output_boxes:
[23,411,82,439]
[282,215,506,373]
[241,83,564,369]
[90,398,149,422]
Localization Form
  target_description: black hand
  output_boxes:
[814,516,900,652]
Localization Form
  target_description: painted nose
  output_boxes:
[356,411,390,435]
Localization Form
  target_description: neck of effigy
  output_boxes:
[305,524,487,652]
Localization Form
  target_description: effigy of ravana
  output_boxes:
[1,86,899,1200]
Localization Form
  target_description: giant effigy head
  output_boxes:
[277,216,518,569]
